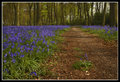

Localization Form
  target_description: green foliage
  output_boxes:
[105,13,110,25]
[93,12,103,25]
[72,60,92,71]
[80,27,118,41]
[73,47,80,51]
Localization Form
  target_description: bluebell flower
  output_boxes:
[85,53,88,60]
[10,53,14,58]
[27,44,29,46]
[20,49,24,53]
[30,72,37,76]
[33,41,35,44]
[37,49,39,53]
[42,48,45,52]
[39,46,41,49]
[14,53,17,56]
[20,55,24,58]
[30,47,33,51]
[51,41,55,44]
[9,51,11,54]
[4,54,7,57]
[20,39,22,43]
[20,45,24,50]
[11,43,15,48]
[4,60,7,63]
[47,45,49,48]
[17,52,20,55]
[12,59,16,63]
[3,68,9,73]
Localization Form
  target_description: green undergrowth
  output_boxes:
[73,47,93,71]
[72,60,92,71]
[3,27,71,79]
[79,27,118,41]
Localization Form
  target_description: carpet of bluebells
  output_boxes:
[81,25,118,40]
[3,25,70,79]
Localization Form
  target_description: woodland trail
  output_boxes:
[44,27,118,80]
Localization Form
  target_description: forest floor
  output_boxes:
[42,27,118,80]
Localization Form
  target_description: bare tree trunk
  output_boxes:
[102,3,107,26]
[96,3,99,13]
[36,3,39,25]
[61,3,64,25]
[110,3,118,27]
[70,8,72,24]
[84,3,87,25]
[47,4,50,25]
[34,3,36,26]
[13,4,17,25]
[17,3,19,26]
[91,3,94,25]
[86,3,90,25]
[28,3,32,25]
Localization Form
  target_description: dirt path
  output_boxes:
[45,27,118,80]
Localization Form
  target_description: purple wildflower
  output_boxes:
[14,53,17,56]
[80,58,82,60]
[12,59,16,63]
[4,60,7,63]
[3,68,9,73]
[10,53,14,58]
[20,55,24,58]
[85,53,88,60]
[42,48,45,52]
[30,72,37,76]
[4,54,7,57]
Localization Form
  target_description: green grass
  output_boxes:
[73,47,80,51]
[72,60,92,71]
[79,27,118,41]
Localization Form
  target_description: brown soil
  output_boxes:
[43,27,118,80]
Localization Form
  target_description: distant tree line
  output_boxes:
[3,2,118,27]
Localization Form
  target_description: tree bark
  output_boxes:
[34,3,36,26]
[91,3,94,25]
[36,3,39,25]
[102,3,107,26]
[110,3,118,27]
[17,3,19,26]
[28,3,32,25]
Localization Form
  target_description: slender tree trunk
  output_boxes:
[34,3,36,26]
[13,4,17,25]
[50,4,52,25]
[84,3,87,25]
[77,3,80,19]
[56,3,58,25]
[86,3,90,25]
[17,3,19,26]
[102,3,107,26]
[110,3,118,27]
[61,3,64,25]
[77,3,82,24]
[96,3,99,13]
[28,3,32,25]
[70,8,72,24]
[47,4,50,25]
[91,3,94,25]
[53,3,56,25]
[36,3,39,25]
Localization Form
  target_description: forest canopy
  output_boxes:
[2,2,118,27]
